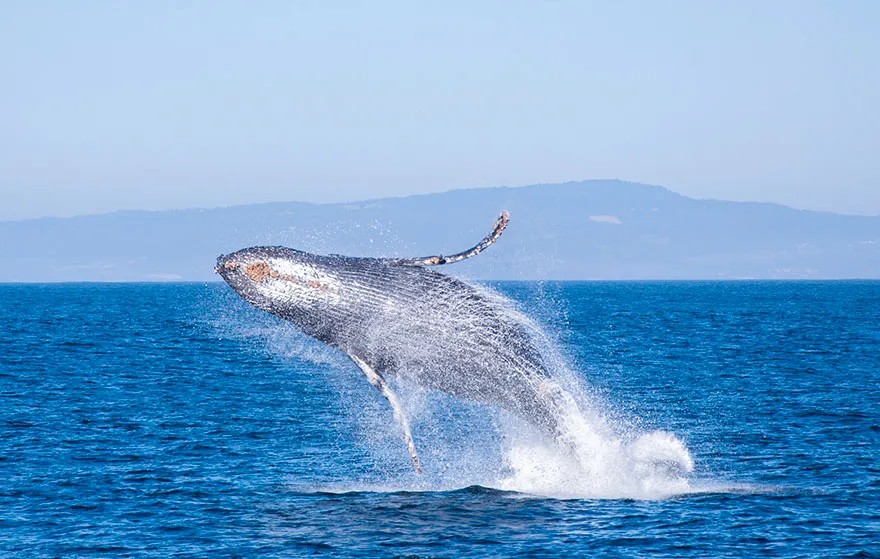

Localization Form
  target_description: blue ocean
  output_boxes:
[1,281,878,558]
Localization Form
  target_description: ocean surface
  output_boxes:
[1,281,878,558]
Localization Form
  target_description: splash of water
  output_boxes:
[223,282,697,500]
[461,284,696,499]
[495,398,694,500]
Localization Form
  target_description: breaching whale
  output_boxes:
[216,213,565,472]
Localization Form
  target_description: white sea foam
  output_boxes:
[494,408,694,500]
[468,285,695,500]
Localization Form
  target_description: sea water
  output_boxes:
[1,281,877,557]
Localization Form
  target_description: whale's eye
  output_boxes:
[245,260,272,282]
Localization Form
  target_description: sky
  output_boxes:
[1,1,878,220]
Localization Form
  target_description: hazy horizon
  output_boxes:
[3,179,878,282]
[2,2,878,220]
[4,178,880,223]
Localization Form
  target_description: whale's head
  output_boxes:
[216,247,343,320]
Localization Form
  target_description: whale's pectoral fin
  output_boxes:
[348,353,423,474]
[389,211,509,267]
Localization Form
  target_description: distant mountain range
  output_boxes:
[2,180,878,281]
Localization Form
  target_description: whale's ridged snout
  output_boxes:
[215,251,258,292]
[215,253,238,275]
[214,247,340,309]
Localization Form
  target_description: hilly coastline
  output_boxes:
[2,180,878,281]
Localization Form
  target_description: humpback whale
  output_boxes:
[216,213,565,472]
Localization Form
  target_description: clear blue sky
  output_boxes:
[2,1,878,220]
